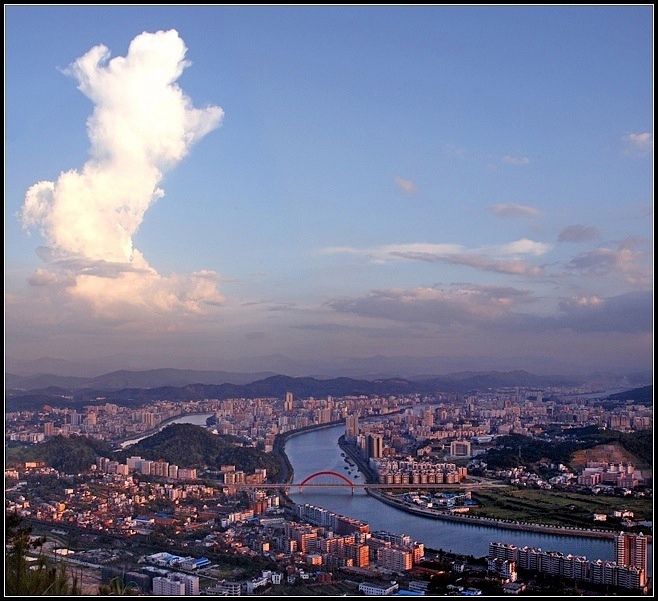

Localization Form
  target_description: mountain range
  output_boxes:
[5,365,653,413]
[7,353,653,382]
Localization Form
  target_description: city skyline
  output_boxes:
[5,6,653,377]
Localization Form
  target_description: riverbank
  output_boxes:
[334,434,637,542]
[366,488,619,540]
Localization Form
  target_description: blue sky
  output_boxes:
[5,5,653,376]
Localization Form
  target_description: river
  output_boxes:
[284,423,652,573]
[118,412,214,449]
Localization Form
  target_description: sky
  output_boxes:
[4,5,654,377]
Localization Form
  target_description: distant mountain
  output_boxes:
[4,373,91,390]
[8,370,648,413]
[8,353,652,381]
[5,356,102,378]
[5,368,279,391]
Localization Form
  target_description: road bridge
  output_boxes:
[223,471,501,494]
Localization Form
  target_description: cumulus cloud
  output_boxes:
[394,175,417,195]
[19,29,225,316]
[622,132,653,156]
[488,203,542,218]
[27,268,73,287]
[558,224,601,243]
[321,239,551,276]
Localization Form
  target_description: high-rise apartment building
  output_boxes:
[69,411,82,426]
[367,433,383,459]
[345,413,359,439]
[615,531,648,572]
[284,392,294,412]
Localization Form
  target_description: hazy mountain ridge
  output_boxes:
[7,354,652,382]
[5,368,279,391]
[5,368,652,413]
[5,361,651,394]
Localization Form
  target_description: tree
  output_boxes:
[5,512,80,595]
[98,575,140,595]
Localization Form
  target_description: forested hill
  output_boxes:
[604,385,652,406]
[116,423,284,480]
[6,435,115,474]
[482,427,652,470]
[6,424,286,481]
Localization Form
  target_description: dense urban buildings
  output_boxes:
[5,384,653,594]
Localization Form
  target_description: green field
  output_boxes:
[261,581,361,595]
[470,487,652,531]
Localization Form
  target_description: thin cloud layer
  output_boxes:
[329,285,535,327]
[558,224,601,243]
[622,132,653,156]
[329,286,652,335]
[501,155,530,165]
[394,175,417,195]
[322,239,551,276]
[19,29,224,316]
[488,203,542,218]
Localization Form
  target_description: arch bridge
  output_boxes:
[298,470,356,494]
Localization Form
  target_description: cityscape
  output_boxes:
[5,5,652,597]
[5,377,653,595]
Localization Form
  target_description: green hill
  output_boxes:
[603,385,652,407]
[6,435,115,474]
[483,427,652,470]
[117,423,284,481]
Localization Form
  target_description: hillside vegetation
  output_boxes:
[6,424,285,481]
[6,435,115,473]
[483,427,652,471]
[116,423,284,480]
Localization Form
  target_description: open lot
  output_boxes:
[470,487,652,530]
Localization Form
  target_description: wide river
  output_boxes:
[284,423,652,573]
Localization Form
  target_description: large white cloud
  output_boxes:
[20,29,225,316]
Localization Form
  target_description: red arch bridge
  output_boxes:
[227,471,498,494]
